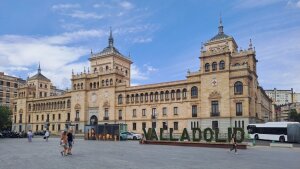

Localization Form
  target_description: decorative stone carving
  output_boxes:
[209,91,221,99]
[75,104,81,110]
[103,101,110,108]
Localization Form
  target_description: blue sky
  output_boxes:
[0,0,300,91]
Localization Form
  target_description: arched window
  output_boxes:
[97,82,99,88]
[145,93,148,102]
[106,79,109,86]
[125,70,128,76]
[191,86,198,98]
[73,84,76,90]
[165,91,169,100]
[176,89,181,99]
[131,94,134,103]
[28,104,31,111]
[219,60,225,70]
[155,92,159,101]
[118,94,123,104]
[110,79,113,85]
[212,62,217,71]
[81,83,83,89]
[160,91,164,101]
[205,63,210,72]
[67,100,71,108]
[150,92,154,102]
[171,90,175,100]
[90,83,92,89]
[234,81,243,95]
[102,80,105,86]
[93,82,96,89]
[182,88,187,99]
[135,94,139,103]
[106,66,109,70]
[140,93,144,102]
[126,95,130,104]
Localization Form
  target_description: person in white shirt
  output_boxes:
[27,130,32,142]
[44,130,50,142]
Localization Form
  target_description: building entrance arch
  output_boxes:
[90,115,98,125]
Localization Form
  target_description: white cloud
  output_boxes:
[133,37,152,43]
[93,3,113,8]
[131,64,158,80]
[52,4,80,10]
[234,0,284,9]
[119,1,134,10]
[0,29,107,89]
[67,10,104,19]
[287,0,300,8]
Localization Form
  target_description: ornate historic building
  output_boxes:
[12,20,273,134]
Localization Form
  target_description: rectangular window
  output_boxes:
[211,101,219,116]
[52,124,55,131]
[162,122,168,130]
[58,114,61,120]
[36,115,39,121]
[119,110,122,120]
[132,109,136,117]
[162,107,167,116]
[212,121,218,130]
[28,115,31,123]
[58,124,61,131]
[36,125,38,131]
[142,122,146,129]
[41,125,44,131]
[173,107,178,115]
[14,115,16,123]
[133,122,136,130]
[152,122,156,128]
[67,113,70,121]
[52,114,55,120]
[192,105,197,117]
[104,108,108,117]
[142,109,146,116]
[152,108,156,119]
[174,122,178,130]
[6,82,10,87]
[236,102,243,116]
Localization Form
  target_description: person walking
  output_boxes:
[67,129,74,155]
[44,130,50,142]
[229,133,238,154]
[60,131,68,156]
[27,130,33,142]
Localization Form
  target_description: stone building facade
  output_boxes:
[0,72,25,107]
[12,21,273,134]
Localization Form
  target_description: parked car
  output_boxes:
[121,132,142,140]
[119,132,128,140]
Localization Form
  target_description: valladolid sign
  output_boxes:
[143,127,245,143]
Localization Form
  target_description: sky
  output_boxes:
[0,0,300,91]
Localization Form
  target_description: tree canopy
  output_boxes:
[288,109,300,122]
[0,106,12,130]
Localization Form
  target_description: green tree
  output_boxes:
[288,109,300,122]
[0,106,12,130]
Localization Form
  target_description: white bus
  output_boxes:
[247,122,300,143]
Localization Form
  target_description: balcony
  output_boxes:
[103,116,109,120]
[75,117,80,121]
[118,116,122,120]
[211,112,220,117]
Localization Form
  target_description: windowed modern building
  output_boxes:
[12,20,273,134]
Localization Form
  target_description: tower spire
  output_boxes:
[248,38,253,50]
[218,14,224,34]
[38,62,41,74]
[108,27,114,47]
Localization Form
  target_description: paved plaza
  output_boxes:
[0,138,299,169]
